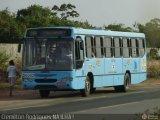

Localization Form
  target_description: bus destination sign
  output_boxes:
[26,28,71,37]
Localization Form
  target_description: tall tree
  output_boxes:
[16,5,60,28]
[52,3,79,20]
[104,24,133,32]
[0,8,23,43]
[138,18,160,48]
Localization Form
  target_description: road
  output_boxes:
[0,83,160,120]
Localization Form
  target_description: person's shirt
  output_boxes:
[7,65,17,78]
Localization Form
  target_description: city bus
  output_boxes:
[21,27,147,98]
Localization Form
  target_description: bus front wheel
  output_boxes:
[39,90,50,98]
[80,76,91,97]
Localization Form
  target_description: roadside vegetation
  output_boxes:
[147,49,160,79]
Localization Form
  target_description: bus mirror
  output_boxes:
[18,44,21,53]
[80,41,84,50]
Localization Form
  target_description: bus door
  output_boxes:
[75,37,85,89]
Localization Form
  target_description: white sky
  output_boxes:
[0,0,160,27]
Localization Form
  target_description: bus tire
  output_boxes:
[39,90,50,98]
[90,88,96,93]
[80,76,91,97]
[114,73,130,92]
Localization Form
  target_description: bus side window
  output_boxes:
[95,36,102,58]
[103,37,112,57]
[138,39,145,57]
[131,39,138,57]
[114,38,121,58]
[122,38,130,57]
[85,36,93,58]
[75,37,84,69]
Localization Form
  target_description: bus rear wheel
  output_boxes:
[114,73,130,92]
[80,76,91,97]
[39,90,50,98]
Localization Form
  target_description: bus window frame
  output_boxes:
[75,36,85,69]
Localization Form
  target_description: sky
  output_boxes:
[0,0,160,27]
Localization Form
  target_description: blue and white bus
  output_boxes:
[22,27,147,97]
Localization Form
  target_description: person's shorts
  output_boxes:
[8,77,16,87]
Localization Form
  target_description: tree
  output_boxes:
[0,51,10,69]
[104,23,133,32]
[138,18,160,48]
[52,3,79,20]
[0,4,92,43]
[0,8,23,43]
[16,5,59,28]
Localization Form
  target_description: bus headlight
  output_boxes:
[23,79,34,82]
[22,73,35,79]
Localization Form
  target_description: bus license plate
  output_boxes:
[57,82,66,86]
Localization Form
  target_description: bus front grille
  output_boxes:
[35,85,57,90]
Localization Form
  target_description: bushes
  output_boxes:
[0,51,10,81]
[0,51,10,68]
[147,60,160,78]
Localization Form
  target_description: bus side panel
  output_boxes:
[102,75,114,87]
[93,76,103,87]
[130,73,139,84]
[139,73,147,83]
[113,58,123,86]
[139,56,147,83]
[103,58,114,86]
[113,74,124,86]
[74,67,86,89]
[85,58,106,87]
[71,76,86,89]
[123,58,140,84]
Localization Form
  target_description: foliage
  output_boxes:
[104,23,134,32]
[0,51,10,81]
[16,5,59,28]
[147,60,160,78]
[0,51,10,69]
[52,3,79,20]
[0,4,93,43]
[138,18,160,48]
[147,49,158,60]
[0,8,24,43]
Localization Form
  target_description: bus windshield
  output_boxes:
[23,39,73,71]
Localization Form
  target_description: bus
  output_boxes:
[21,27,147,98]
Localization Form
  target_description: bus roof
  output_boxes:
[73,28,145,38]
[26,27,145,38]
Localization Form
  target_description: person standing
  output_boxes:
[7,60,18,96]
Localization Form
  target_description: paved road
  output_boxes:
[0,84,160,120]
